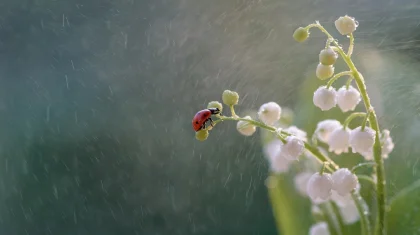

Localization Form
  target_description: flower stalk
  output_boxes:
[306,22,386,235]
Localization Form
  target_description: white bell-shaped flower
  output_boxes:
[294,172,313,197]
[315,119,342,143]
[236,116,256,136]
[339,200,360,224]
[349,126,376,155]
[264,140,282,160]
[258,102,281,125]
[281,136,305,160]
[335,15,358,35]
[309,222,330,235]
[328,127,351,154]
[284,126,307,141]
[307,172,333,201]
[332,168,358,196]
[264,140,292,173]
[337,86,361,112]
[269,149,292,173]
[361,129,394,160]
[313,86,337,111]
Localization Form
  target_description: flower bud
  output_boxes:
[337,86,361,112]
[309,222,330,235]
[335,15,358,35]
[293,27,309,42]
[315,119,342,143]
[349,126,375,155]
[332,168,358,196]
[258,102,282,125]
[222,90,239,106]
[207,101,223,113]
[236,116,256,136]
[281,136,304,160]
[328,127,351,154]
[319,47,338,65]
[316,63,334,80]
[195,130,209,141]
[313,86,337,111]
[307,172,333,201]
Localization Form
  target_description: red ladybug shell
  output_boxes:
[192,109,212,131]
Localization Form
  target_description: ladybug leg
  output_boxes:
[209,118,214,127]
[201,121,206,130]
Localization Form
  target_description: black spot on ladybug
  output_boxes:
[195,121,199,124]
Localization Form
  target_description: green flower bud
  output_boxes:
[316,63,334,80]
[293,27,309,42]
[195,130,209,141]
[222,90,239,106]
[319,47,338,65]
[207,101,223,113]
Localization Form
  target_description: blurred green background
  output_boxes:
[0,0,419,234]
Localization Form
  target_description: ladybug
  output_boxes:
[192,108,221,132]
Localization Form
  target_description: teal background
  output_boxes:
[0,0,419,234]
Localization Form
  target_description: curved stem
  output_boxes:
[346,76,353,89]
[307,22,386,235]
[361,110,371,131]
[352,162,377,173]
[357,175,377,186]
[229,105,238,118]
[320,203,342,235]
[326,71,353,88]
[343,112,366,128]
[352,191,372,235]
[331,202,346,235]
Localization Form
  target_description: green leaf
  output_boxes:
[387,179,420,235]
[267,174,307,235]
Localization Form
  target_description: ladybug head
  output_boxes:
[208,108,220,115]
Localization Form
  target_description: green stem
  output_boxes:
[343,112,366,128]
[229,105,238,118]
[331,201,346,235]
[357,175,377,186]
[307,22,385,235]
[352,191,372,235]
[320,162,329,175]
[352,162,377,173]
[346,76,353,89]
[361,110,371,131]
[320,203,342,235]
[326,71,353,88]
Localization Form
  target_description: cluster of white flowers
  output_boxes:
[313,85,361,112]
[229,15,395,235]
[292,15,391,235]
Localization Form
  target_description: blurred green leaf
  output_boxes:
[387,179,420,235]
